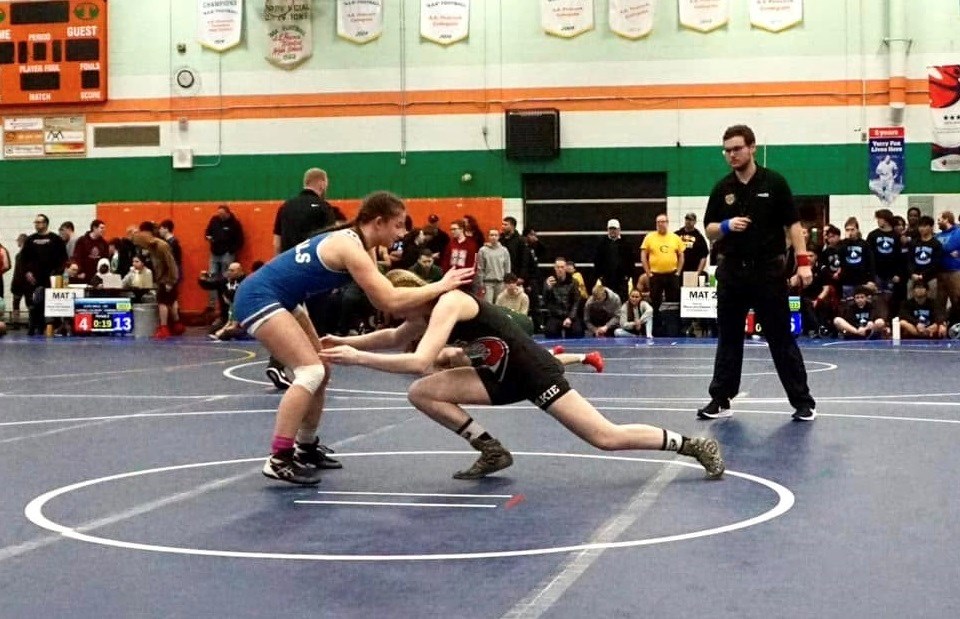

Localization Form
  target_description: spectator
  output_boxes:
[789,251,835,338]
[898,280,946,339]
[542,257,583,339]
[398,225,438,269]
[640,213,684,313]
[59,221,77,258]
[273,168,335,255]
[410,247,443,283]
[462,214,485,247]
[520,227,548,328]
[583,282,621,337]
[122,255,154,289]
[866,209,904,305]
[198,261,245,331]
[495,273,529,315]
[204,205,244,310]
[907,215,943,303]
[158,220,183,282]
[499,216,524,275]
[838,217,874,297]
[476,229,511,303]
[71,219,109,282]
[566,261,588,300]
[615,288,654,339]
[905,206,921,243]
[90,258,122,289]
[935,210,960,315]
[63,261,83,285]
[834,285,886,339]
[677,212,710,276]
[386,215,413,270]
[133,229,182,339]
[22,214,67,335]
[0,239,10,301]
[593,218,635,302]
[439,219,479,274]
[424,214,450,257]
[10,233,28,321]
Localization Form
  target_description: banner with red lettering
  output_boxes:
[263,0,313,68]
[421,0,470,46]
[337,0,383,44]
[749,0,802,33]
[541,0,594,38]
[929,65,960,171]
[609,0,653,39]
[678,0,729,33]
[198,0,243,51]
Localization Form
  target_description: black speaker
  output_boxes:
[505,109,560,160]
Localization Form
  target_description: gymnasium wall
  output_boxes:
[1,0,959,310]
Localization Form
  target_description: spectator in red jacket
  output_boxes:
[440,218,479,273]
[71,219,109,282]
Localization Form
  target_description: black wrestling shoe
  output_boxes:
[696,398,732,419]
[792,406,817,422]
[262,449,323,485]
[265,366,292,390]
[295,438,342,469]
[453,438,513,480]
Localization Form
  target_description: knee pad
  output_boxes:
[292,364,326,395]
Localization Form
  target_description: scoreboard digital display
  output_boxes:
[73,297,133,335]
[0,0,107,105]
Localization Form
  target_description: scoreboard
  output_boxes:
[73,297,133,335]
[0,0,108,105]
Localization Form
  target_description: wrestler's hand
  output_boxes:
[319,345,360,365]
[318,334,344,349]
[440,266,474,291]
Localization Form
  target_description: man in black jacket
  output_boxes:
[204,205,244,309]
[593,218,635,302]
[21,214,67,335]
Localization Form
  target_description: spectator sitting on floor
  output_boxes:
[834,285,886,339]
[122,255,154,290]
[409,247,443,283]
[615,288,654,339]
[63,261,84,285]
[566,261,588,300]
[898,279,946,339]
[583,281,621,337]
[198,261,246,331]
[90,258,122,289]
[495,273,529,316]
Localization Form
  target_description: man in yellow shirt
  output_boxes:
[640,214,685,316]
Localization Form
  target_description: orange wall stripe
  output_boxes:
[2,79,930,123]
[96,197,502,314]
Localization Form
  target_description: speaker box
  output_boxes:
[505,109,560,160]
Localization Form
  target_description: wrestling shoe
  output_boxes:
[265,366,292,390]
[696,398,732,419]
[169,321,186,336]
[153,325,170,340]
[551,345,565,355]
[453,437,514,480]
[678,437,725,479]
[582,351,604,373]
[262,449,323,485]
[792,406,817,422]
[294,437,343,469]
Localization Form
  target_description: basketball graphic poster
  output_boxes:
[868,127,905,205]
[929,65,960,171]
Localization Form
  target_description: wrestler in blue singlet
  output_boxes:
[234,228,362,333]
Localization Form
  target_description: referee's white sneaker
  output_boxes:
[792,406,817,422]
[696,398,732,419]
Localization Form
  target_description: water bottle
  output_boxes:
[892,317,901,341]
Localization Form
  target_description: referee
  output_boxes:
[697,125,817,422]
[265,168,336,389]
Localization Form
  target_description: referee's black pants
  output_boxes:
[709,256,815,409]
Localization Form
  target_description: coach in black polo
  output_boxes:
[697,124,817,422]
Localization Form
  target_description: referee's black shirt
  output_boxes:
[704,165,799,260]
[273,189,336,252]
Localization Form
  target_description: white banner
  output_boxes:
[680,287,718,319]
[337,0,383,44]
[263,0,313,68]
[749,0,802,32]
[541,0,594,38]
[198,0,243,51]
[678,0,729,33]
[609,0,653,39]
[44,289,85,319]
[929,65,960,171]
[420,0,470,46]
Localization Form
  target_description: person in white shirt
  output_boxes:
[875,155,899,203]
[495,273,529,315]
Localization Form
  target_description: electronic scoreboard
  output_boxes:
[73,297,133,335]
[0,0,108,105]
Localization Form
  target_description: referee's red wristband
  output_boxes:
[796,253,812,267]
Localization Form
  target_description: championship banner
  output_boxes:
[541,0,594,38]
[749,0,802,33]
[609,0,653,39]
[263,0,313,68]
[868,127,905,206]
[198,0,243,51]
[678,0,729,33]
[929,65,960,171]
[420,0,470,46]
[337,0,383,44]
